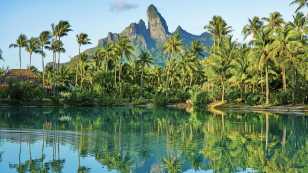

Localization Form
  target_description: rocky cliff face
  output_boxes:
[92,4,212,63]
[147,4,170,43]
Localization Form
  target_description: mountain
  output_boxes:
[86,4,212,64]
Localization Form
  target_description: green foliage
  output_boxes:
[245,93,265,106]
[273,90,292,105]
[153,94,169,107]
[7,80,44,101]
[192,91,209,110]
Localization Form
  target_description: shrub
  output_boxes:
[153,94,168,107]
[273,90,292,105]
[191,91,209,110]
[245,93,264,106]
[7,80,44,101]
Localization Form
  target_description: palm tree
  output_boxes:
[25,37,40,67]
[76,33,91,86]
[210,36,237,102]
[289,12,308,42]
[0,49,3,62]
[9,34,27,69]
[163,33,183,88]
[204,16,232,46]
[190,40,204,58]
[51,20,72,69]
[137,50,153,92]
[47,40,65,70]
[269,25,303,92]
[254,29,272,105]
[76,33,91,55]
[242,16,264,39]
[163,33,183,59]
[38,31,51,87]
[116,36,134,83]
[263,12,284,32]
[290,0,308,12]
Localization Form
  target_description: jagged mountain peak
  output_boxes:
[92,4,212,64]
[147,4,169,43]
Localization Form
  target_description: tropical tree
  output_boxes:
[205,16,232,46]
[163,33,183,88]
[38,31,51,87]
[210,36,237,102]
[163,33,183,59]
[269,24,303,91]
[9,34,27,69]
[76,33,91,86]
[290,0,308,12]
[116,36,134,83]
[190,40,204,58]
[51,20,72,68]
[76,33,91,55]
[0,49,3,62]
[137,50,153,91]
[243,16,264,39]
[254,29,273,105]
[263,12,284,33]
[25,37,40,67]
[47,40,65,70]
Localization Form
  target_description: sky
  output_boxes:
[0,0,298,69]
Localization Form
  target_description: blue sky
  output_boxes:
[0,0,298,69]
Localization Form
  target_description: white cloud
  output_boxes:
[109,0,138,12]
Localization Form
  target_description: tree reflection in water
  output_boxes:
[0,107,307,173]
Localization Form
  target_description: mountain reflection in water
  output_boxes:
[0,107,307,173]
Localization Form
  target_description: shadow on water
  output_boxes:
[0,106,307,173]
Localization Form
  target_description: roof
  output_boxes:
[5,69,38,80]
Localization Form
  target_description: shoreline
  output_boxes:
[0,99,308,115]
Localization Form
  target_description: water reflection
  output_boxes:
[0,107,307,173]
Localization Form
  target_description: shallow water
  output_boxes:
[0,107,307,173]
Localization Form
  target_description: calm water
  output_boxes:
[0,107,307,173]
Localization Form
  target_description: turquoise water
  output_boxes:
[0,107,307,173]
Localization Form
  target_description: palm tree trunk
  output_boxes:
[221,77,225,102]
[265,65,270,105]
[29,53,32,67]
[282,65,287,92]
[42,55,45,87]
[19,47,22,69]
[58,52,60,71]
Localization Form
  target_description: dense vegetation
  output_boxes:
[1,1,308,107]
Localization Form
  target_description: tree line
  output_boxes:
[1,0,308,106]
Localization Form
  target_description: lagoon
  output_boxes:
[0,107,307,173]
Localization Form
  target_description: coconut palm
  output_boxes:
[290,0,308,12]
[269,25,303,92]
[116,36,134,83]
[25,37,40,67]
[137,50,153,91]
[190,40,204,58]
[38,31,51,87]
[205,16,232,46]
[46,40,65,70]
[263,12,284,33]
[76,33,91,55]
[289,12,308,41]
[163,33,183,59]
[51,20,72,69]
[0,49,3,61]
[243,16,264,39]
[254,29,272,105]
[163,33,183,88]
[9,34,28,69]
[76,33,91,86]
[210,36,237,102]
